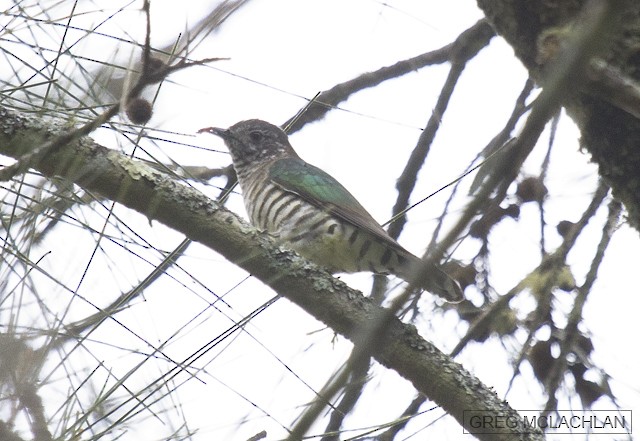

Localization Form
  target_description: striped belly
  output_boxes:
[243,182,405,275]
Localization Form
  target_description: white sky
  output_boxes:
[2,1,639,440]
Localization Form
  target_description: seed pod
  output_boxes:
[556,220,575,238]
[516,176,547,203]
[126,98,153,125]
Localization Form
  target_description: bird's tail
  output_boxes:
[396,254,463,303]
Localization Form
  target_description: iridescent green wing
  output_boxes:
[269,157,402,248]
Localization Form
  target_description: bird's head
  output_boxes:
[199,119,298,165]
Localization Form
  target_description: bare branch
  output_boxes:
[0,105,542,441]
[283,20,495,133]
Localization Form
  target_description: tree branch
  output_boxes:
[283,20,495,133]
[0,105,541,441]
[477,0,640,230]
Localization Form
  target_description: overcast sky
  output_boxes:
[2,1,639,440]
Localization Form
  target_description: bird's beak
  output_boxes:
[197,126,230,139]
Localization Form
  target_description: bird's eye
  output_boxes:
[249,131,263,142]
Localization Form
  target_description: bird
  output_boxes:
[199,119,463,302]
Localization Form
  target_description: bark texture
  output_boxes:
[477,0,640,230]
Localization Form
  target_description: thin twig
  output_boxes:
[284,20,494,133]
[542,198,621,413]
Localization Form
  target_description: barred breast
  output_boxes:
[239,171,408,275]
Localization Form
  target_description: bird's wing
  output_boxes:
[269,157,406,251]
